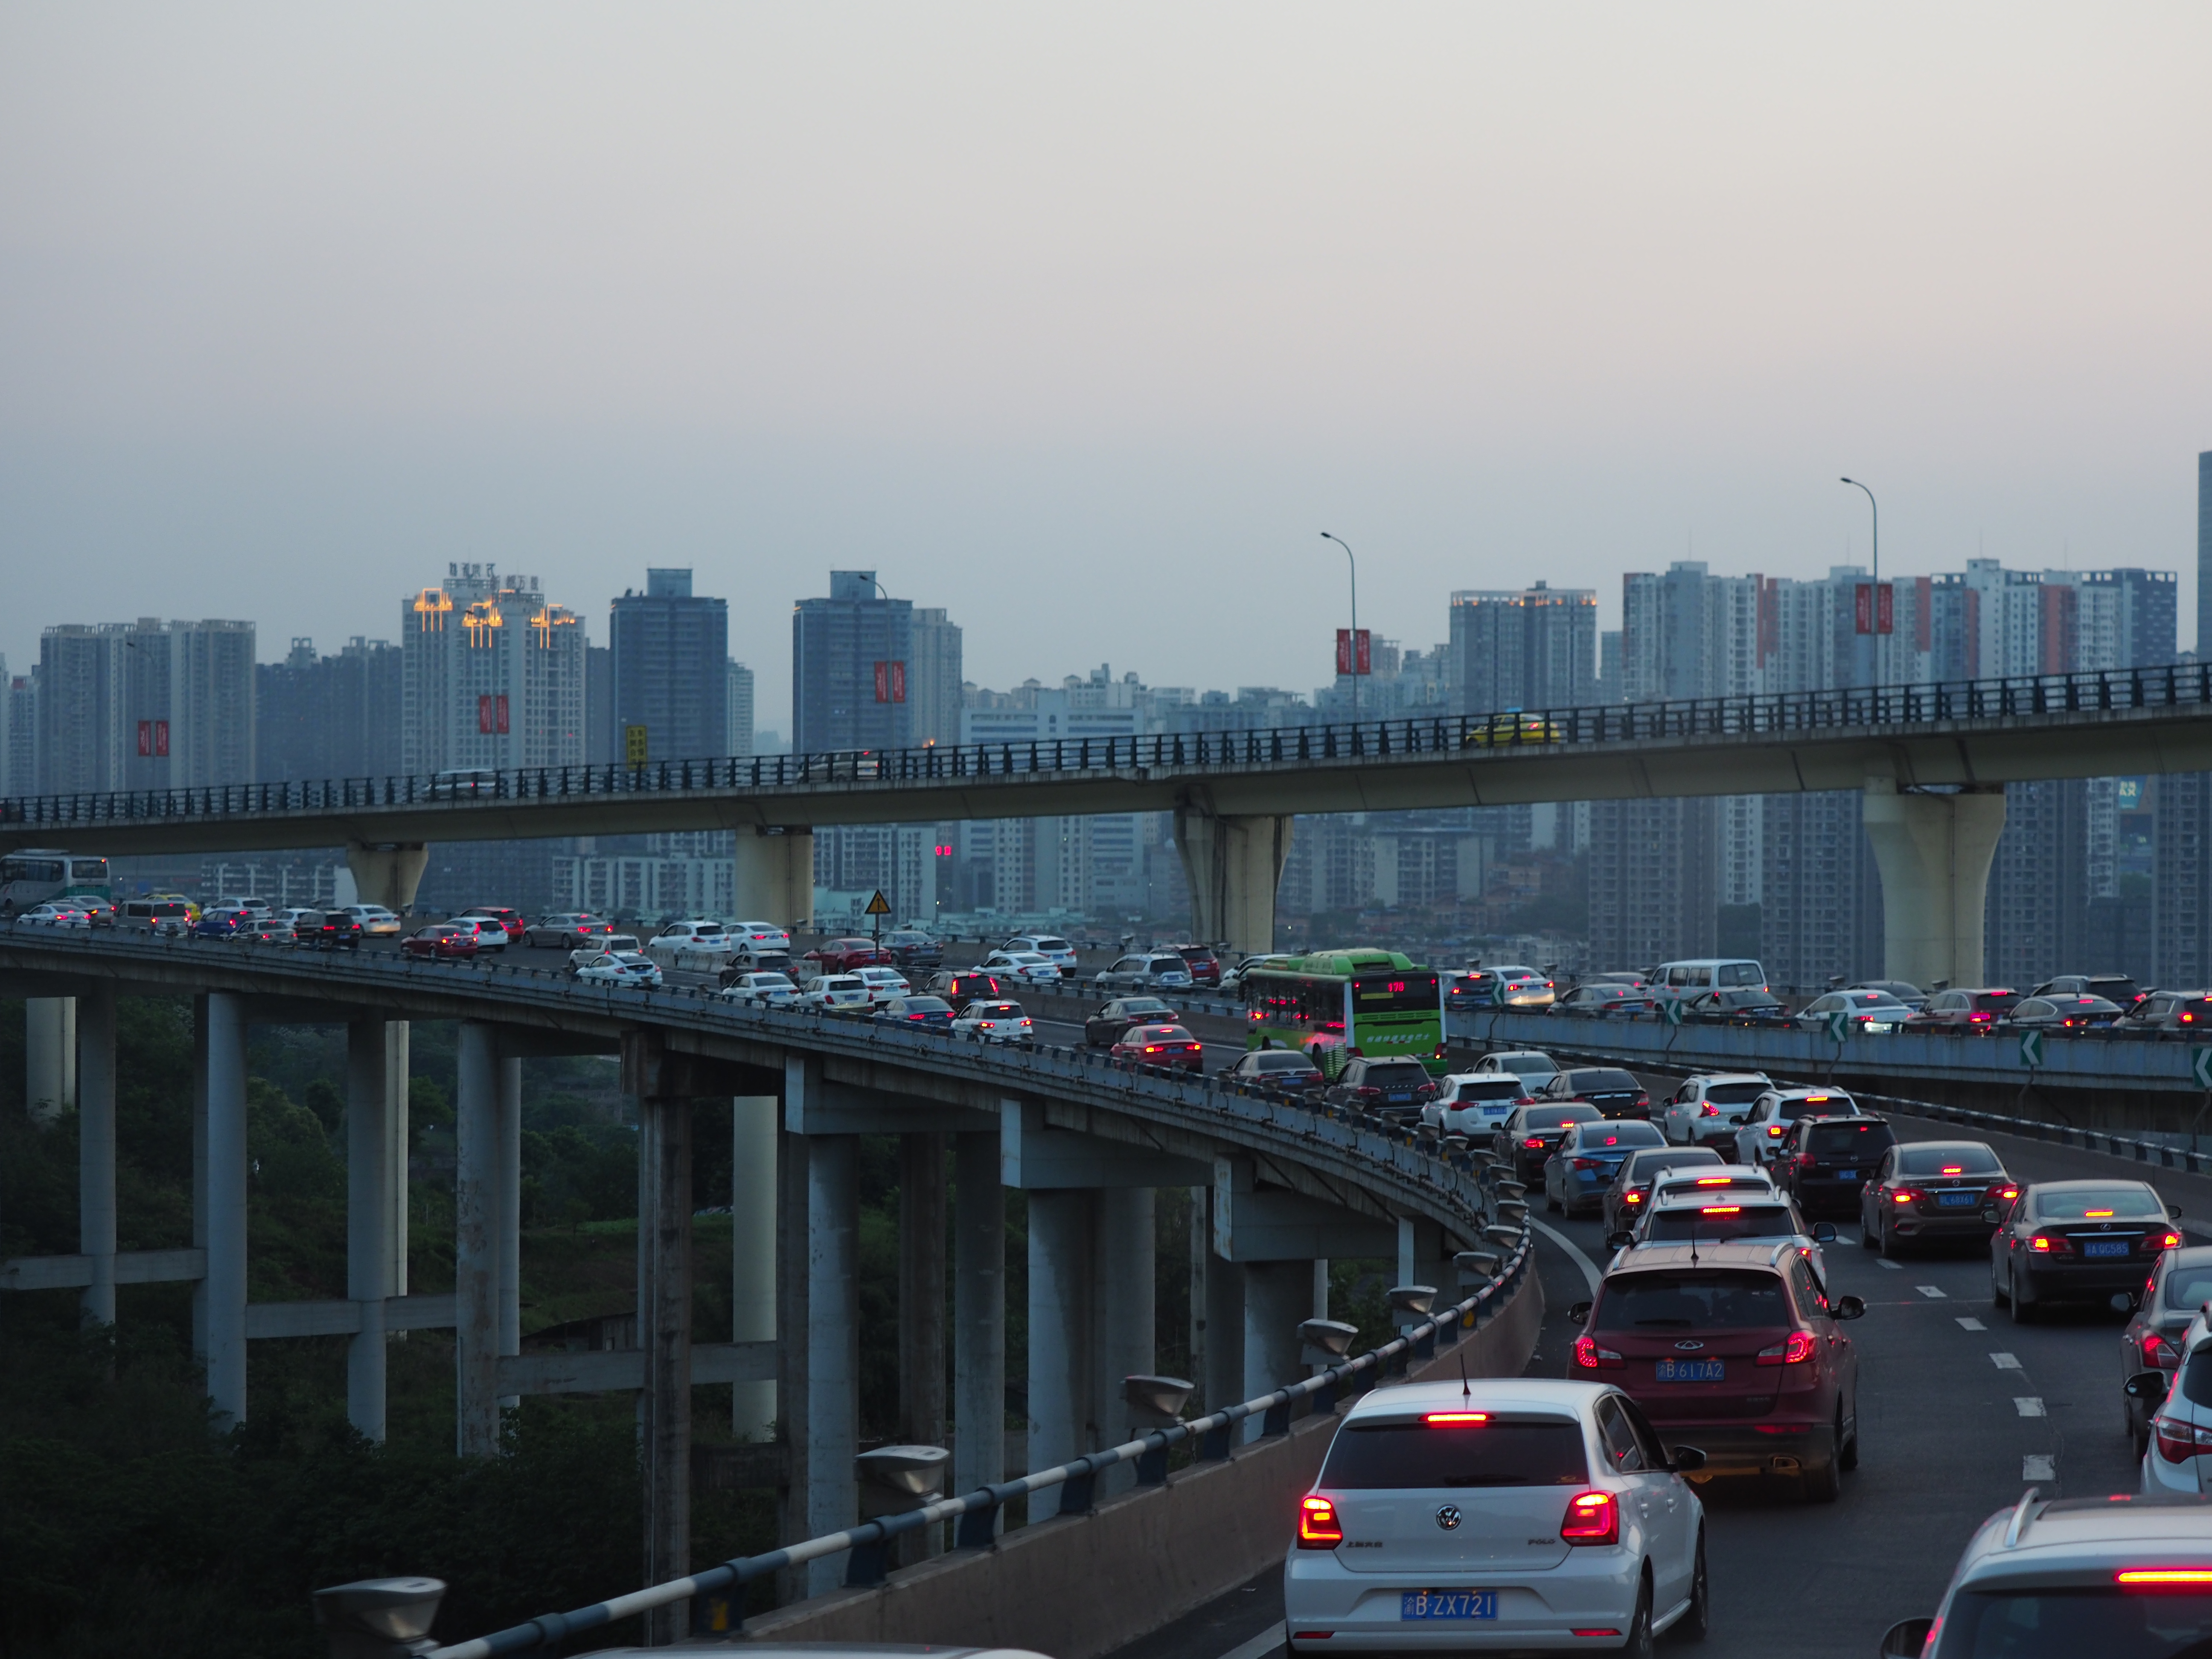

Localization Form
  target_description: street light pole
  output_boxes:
[1841,477,1878,652]
[1320,532,1357,722]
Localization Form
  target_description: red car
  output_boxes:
[457,906,527,941]
[807,937,892,973]
[1173,944,1222,987]
[403,923,480,960]
[1571,1238,1864,1501]
[1109,1023,1205,1072]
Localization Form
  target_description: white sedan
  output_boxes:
[719,971,800,1008]
[15,902,92,928]
[982,950,1064,987]
[1284,1377,1707,1653]
[574,951,664,988]
[852,966,914,1005]
[951,999,1034,1042]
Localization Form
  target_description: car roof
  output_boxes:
[1952,1493,2212,1586]
[1338,1376,1610,1424]
[1604,1240,1796,1275]
[1687,1072,1771,1085]
[2024,1177,2164,1194]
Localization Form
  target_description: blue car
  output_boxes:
[876,995,955,1028]
[192,911,246,939]
[1544,1119,1668,1219]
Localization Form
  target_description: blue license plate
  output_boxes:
[2083,1239,2131,1258]
[1387,1093,1412,1103]
[1939,1190,1978,1207]
[1655,1358,1726,1382]
[1835,1170,1857,1181]
[1401,1591,1497,1621]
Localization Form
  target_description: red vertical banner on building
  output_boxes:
[137,720,152,757]
[1875,582,1894,636]
[478,694,495,733]
[495,694,510,733]
[154,720,169,757]
[1854,583,1874,635]
[1335,629,1352,674]
[1354,629,1371,675]
[890,661,906,703]
[874,661,889,702]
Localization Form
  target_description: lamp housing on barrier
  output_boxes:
[855,1444,950,1519]
[1123,1373,1195,1428]
[1493,1200,1529,1227]
[1300,1316,1360,1366]
[1386,1284,1438,1323]
[1455,1249,1501,1286]
[313,1577,446,1659]
[1491,1179,1528,1201]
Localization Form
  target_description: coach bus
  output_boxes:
[0,849,113,916]
[1238,948,1446,1077]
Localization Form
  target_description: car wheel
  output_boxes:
[1666,1533,1708,1644]
[2009,1266,2035,1324]
[1802,1447,1841,1504]
[1860,1211,1879,1250]
[1878,1216,1903,1259]
[1991,1257,2011,1306]
[1620,1578,1656,1659]
[1838,1406,1860,1473]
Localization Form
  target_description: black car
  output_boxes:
[1219,1047,1326,1094]
[1774,1114,1896,1218]
[1492,1102,1604,1183]
[1682,987,1788,1024]
[926,970,1010,1004]
[296,909,363,951]
[1084,996,1177,1047]
[2030,972,2144,1009]
[1537,1067,1650,1120]
[1991,1179,2182,1322]
[1857,1138,2012,1256]
[882,930,945,969]
[1322,1057,1439,1122]
[875,994,954,1027]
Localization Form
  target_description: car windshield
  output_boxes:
[1703,1082,1767,1105]
[1577,1123,1666,1150]
[1318,1420,1589,1489]
[1898,1146,2002,1177]
[1527,1105,1602,1129]
[1573,1071,1642,1092]
[2034,1186,2164,1220]
[1806,1121,1895,1157]
[1933,1586,2212,1658]
[1595,1269,1790,1331]
[1643,1205,1798,1245]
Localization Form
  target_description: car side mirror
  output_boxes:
[1568,1301,1593,1324]
[2126,1369,2171,1402]
[1879,1617,1934,1658]
[1606,1231,1635,1251]
[1979,1206,2000,1224]
[1669,1445,1707,1473]
[2172,1203,2186,1221]
[1812,1223,1838,1244]
[2112,1291,2142,1314]
[1834,1295,1866,1320]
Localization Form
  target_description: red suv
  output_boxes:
[807,937,892,974]
[1570,1239,1864,1502]
[1173,945,1222,987]
[458,906,527,941]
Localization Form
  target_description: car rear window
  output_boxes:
[2034,1186,2165,1221]
[1574,1071,1642,1092]
[1807,1121,1896,1157]
[1530,1105,1602,1128]
[1319,1420,1589,1489]
[1936,1586,2212,1655]
[1625,1150,1723,1180]
[2165,1271,2212,1316]
[1251,1051,1315,1071]
[1595,1269,1791,1331]
[1971,991,2021,1013]
[1780,1094,1850,1120]
[1455,1077,1522,1099]
[972,1002,1023,1017]
[1581,1123,1666,1150]
[1360,1061,1433,1086]
[1642,1205,1798,1245]
[1718,963,1765,986]
[1704,1082,1767,1105]
[1896,1146,2002,1176]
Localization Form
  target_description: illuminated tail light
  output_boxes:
[1572,1335,1623,1370]
[1757,1329,1818,1366]
[1893,1188,1923,1205]
[2144,1333,2174,1367]
[1559,1491,1619,1545]
[1624,1191,1643,1205]
[1635,1094,1650,1109]
[1698,1103,1720,1117]
[2119,1569,2212,1585]
[2154,1416,2212,1464]
[2030,1234,2075,1255]
[1523,1137,1546,1149]
[1424,1412,1489,1424]
[1297,1496,1343,1547]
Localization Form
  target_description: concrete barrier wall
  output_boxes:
[736,1268,1544,1659]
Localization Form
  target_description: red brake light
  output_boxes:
[1893,1188,1923,1205]
[1694,1176,1732,1186]
[1940,1165,1964,1175]
[1624,1191,1643,1204]
[1572,1334,1623,1370]
[1559,1490,1619,1544]
[2030,1235,2053,1252]
[2144,1333,2174,1366]
[1699,1103,1720,1116]
[1572,1158,1603,1171]
[2119,1569,2212,1584]
[1524,1137,1546,1149]
[2154,1417,2212,1463]
[1424,1412,1489,1424]
[1997,1186,2019,1202]
[2160,1233,2184,1250]
[1702,1205,1742,1215]
[1757,1330,1818,1366]
[1298,1496,1343,1546]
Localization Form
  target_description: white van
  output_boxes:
[1647,959,1769,1001]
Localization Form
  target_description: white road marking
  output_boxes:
[1916,1285,1948,1298]
[1526,1215,1603,1296]
[1992,1353,2023,1370]
[1957,1317,1987,1330]
[1877,1259,1903,1270]
[2015,1397,2046,1417]
[1214,1620,1287,1659]
[2023,1454,2057,1481]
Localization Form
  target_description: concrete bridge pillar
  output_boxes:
[1862,780,2007,990]
[203,991,248,1426]
[1241,1260,1307,1438]
[454,1021,502,1456]
[1026,1189,1092,1477]
[952,1128,1004,1504]
[1096,1187,1155,1494]
[805,1132,859,1596]
[346,1017,392,1441]
[1202,1233,1245,1417]
[898,1132,948,1558]
[731,1096,778,1442]
[26,995,76,1123]
[497,1057,522,1412]
[638,1095,694,1642]
[734,827,815,933]
[1173,809,1292,956]
[344,841,428,914]
[77,985,117,1329]
[384,1022,410,1300]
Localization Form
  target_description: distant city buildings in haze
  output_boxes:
[401,564,585,775]
[256,636,402,783]
[31,617,255,794]
[1448,582,1598,714]
[609,568,728,765]
[791,570,963,752]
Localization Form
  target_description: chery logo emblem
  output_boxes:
[1674,1340,1706,1351]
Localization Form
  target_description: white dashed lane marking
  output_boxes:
[1915,1285,1948,1298]
[2015,1398,2046,1417]
[1212,1621,1286,1659]
[1957,1317,1987,1330]
[1991,1353,2023,1370]
[2023,1455,2057,1481]
[1877,1259,1903,1270]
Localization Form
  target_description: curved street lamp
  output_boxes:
[1320,532,1358,721]
[1840,476,1878,608]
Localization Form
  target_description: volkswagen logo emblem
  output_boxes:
[1435,1505,1462,1531]
[1674,1339,1706,1351]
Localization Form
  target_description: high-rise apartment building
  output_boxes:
[2198,451,2212,658]
[1448,583,1597,714]
[609,568,728,765]
[791,571,962,753]
[256,636,403,782]
[727,660,755,757]
[3,667,34,796]
[35,617,256,793]
[402,565,586,775]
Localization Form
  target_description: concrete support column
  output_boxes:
[638,1097,694,1644]
[1862,779,2007,990]
[952,1129,1004,1499]
[776,1130,812,1606]
[191,999,210,1364]
[1094,1186,1154,1478]
[805,1134,859,1597]
[385,1022,410,1299]
[1313,1259,1331,1319]
[497,1056,523,1412]
[454,1021,501,1457]
[1026,1189,1093,1476]
[26,995,76,1123]
[1241,1260,1307,1440]
[733,827,815,933]
[1189,1186,1211,1401]
[1203,1225,1245,1417]
[1173,808,1292,956]
[344,841,429,914]
[204,992,248,1426]
[346,1018,392,1441]
[731,1096,778,1442]
[77,985,117,1328]
[899,1132,949,1447]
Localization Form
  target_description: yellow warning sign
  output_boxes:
[864,890,893,917]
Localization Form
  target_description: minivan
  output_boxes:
[1646,959,1769,1001]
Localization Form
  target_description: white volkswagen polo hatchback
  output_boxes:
[1284,1378,1708,1653]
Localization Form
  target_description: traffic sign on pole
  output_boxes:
[2193,1046,2212,1092]
[1663,998,1684,1027]
[1825,1010,1848,1045]
[2017,1030,2045,1069]
[864,891,892,917]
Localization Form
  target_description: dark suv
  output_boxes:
[1538,1067,1650,1120]
[1323,1057,1439,1122]
[1775,1115,1896,1217]
[297,909,363,951]
[926,970,1009,1004]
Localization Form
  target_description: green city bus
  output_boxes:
[1239,949,1446,1077]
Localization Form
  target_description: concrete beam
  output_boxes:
[244,1292,458,1339]
[1863,779,2006,990]
[1173,809,1291,957]
[1003,1101,1210,1190]
[497,1341,776,1396]
[2,1247,207,1291]
[1210,1170,1397,1263]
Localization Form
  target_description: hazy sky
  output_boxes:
[5,4,2210,730]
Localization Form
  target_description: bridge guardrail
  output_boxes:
[419,1230,1535,1659]
[5,660,2209,829]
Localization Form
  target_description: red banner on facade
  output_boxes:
[477,695,511,734]
[874,661,907,703]
[138,720,151,757]
[138,719,169,757]
[479,695,494,733]
[1855,583,1895,636]
[1335,629,1373,675]
[1356,629,1371,675]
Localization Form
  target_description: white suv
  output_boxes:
[2143,1306,2212,1496]
[1421,1073,1531,1136]
[1658,1072,1772,1149]
[1285,1377,1708,1652]
[1881,1487,2212,1656]
[646,920,736,973]
[1003,934,1077,976]
[1732,1087,1857,1167]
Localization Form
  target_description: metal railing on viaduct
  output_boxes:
[0,929,1537,1653]
[9,661,2212,852]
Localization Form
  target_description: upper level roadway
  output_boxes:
[6,664,2212,855]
